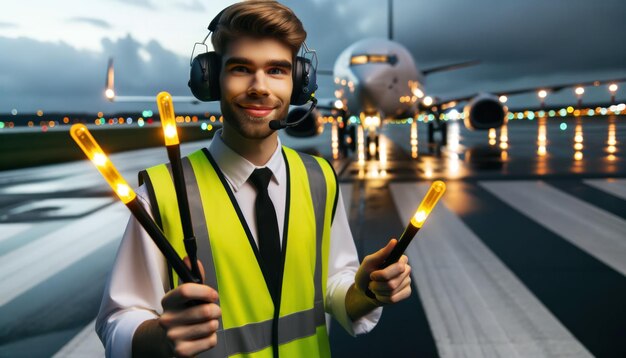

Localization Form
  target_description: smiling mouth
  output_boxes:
[238,105,275,118]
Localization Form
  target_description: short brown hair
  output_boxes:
[211,0,307,58]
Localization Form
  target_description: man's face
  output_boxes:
[219,36,293,140]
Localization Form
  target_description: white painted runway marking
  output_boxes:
[4,198,113,218]
[0,223,32,242]
[390,182,591,357]
[0,175,96,194]
[480,180,626,277]
[0,202,127,306]
[583,178,626,201]
[52,319,104,358]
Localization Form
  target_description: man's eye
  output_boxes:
[231,66,249,73]
[268,68,288,75]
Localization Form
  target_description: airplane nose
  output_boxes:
[351,67,393,113]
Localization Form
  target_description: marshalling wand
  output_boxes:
[157,92,201,282]
[70,123,199,284]
[366,180,446,299]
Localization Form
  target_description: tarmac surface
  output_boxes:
[0,116,624,357]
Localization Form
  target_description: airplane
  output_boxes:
[103,0,625,156]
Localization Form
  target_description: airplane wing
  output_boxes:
[422,60,481,76]
[104,57,200,104]
[437,77,626,108]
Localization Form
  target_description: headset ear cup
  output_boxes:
[290,56,316,106]
[189,52,222,102]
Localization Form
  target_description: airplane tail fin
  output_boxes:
[105,58,115,101]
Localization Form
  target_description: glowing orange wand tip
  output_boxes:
[410,180,446,228]
[157,91,179,146]
[69,123,136,204]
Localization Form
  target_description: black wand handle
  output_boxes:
[126,197,200,284]
[365,224,420,299]
[167,145,202,282]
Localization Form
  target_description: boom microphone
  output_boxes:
[269,97,318,130]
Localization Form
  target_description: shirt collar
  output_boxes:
[208,129,284,192]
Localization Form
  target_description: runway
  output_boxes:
[0,117,624,357]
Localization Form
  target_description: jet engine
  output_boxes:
[284,107,323,137]
[463,93,507,130]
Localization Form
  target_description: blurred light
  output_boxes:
[559,108,567,116]
[334,100,344,109]
[142,110,153,118]
[587,109,595,116]
[548,110,556,117]
[507,112,514,120]
[608,83,618,93]
[126,117,133,124]
[499,95,508,103]
[447,109,460,121]
[37,110,44,117]
[0,122,4,129]
[423,96,433,106]
[575,87,585,96]
[574,152,583,161]
[138,118,145,127]
[97,111,104,118]
[517,112,524,120]
[527,112,535,120]
[560,123,567,130]
[201,122,208,130]
[105,88,115,99]
[538,90,547,99]
[567,106,574,113]
[11,109,17,115]
[63,117,70,124]
[538,110,545,118]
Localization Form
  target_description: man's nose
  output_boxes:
[248,70,270,96]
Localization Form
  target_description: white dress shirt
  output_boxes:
[95,131,382,357]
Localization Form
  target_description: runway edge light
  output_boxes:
[69,124,136,204]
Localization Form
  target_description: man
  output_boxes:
[96,1,412,357]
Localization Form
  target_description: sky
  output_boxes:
[0,0,625,114]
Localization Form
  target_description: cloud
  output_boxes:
[176,0,205,12]
[111,0,155,9]
[0,22,17,29]
[0,35,209,113]
[68,17,112,29]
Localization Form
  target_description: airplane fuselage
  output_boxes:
[333,38,425,120]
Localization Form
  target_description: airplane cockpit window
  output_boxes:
[350,54,398,66]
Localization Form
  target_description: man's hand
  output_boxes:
[159,282,221,357]
[132,258,221,358]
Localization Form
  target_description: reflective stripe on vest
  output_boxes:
[143,146,336,357]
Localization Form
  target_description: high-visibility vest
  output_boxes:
[139,146,338,358]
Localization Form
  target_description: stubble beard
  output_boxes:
[220,99,289,140]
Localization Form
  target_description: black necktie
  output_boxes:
[249,168,282,302]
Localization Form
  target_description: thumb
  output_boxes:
[365,239,397,268]
[183,256,206,283]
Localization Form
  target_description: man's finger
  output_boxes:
[172,333,218,358]
[364,239,397,269]
[183,256,207,283]
[370,257,409,282]
[165,318,220,342]
[160,303,221,327]
[162,283,218,310]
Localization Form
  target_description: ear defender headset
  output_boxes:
[188,5,318,130]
